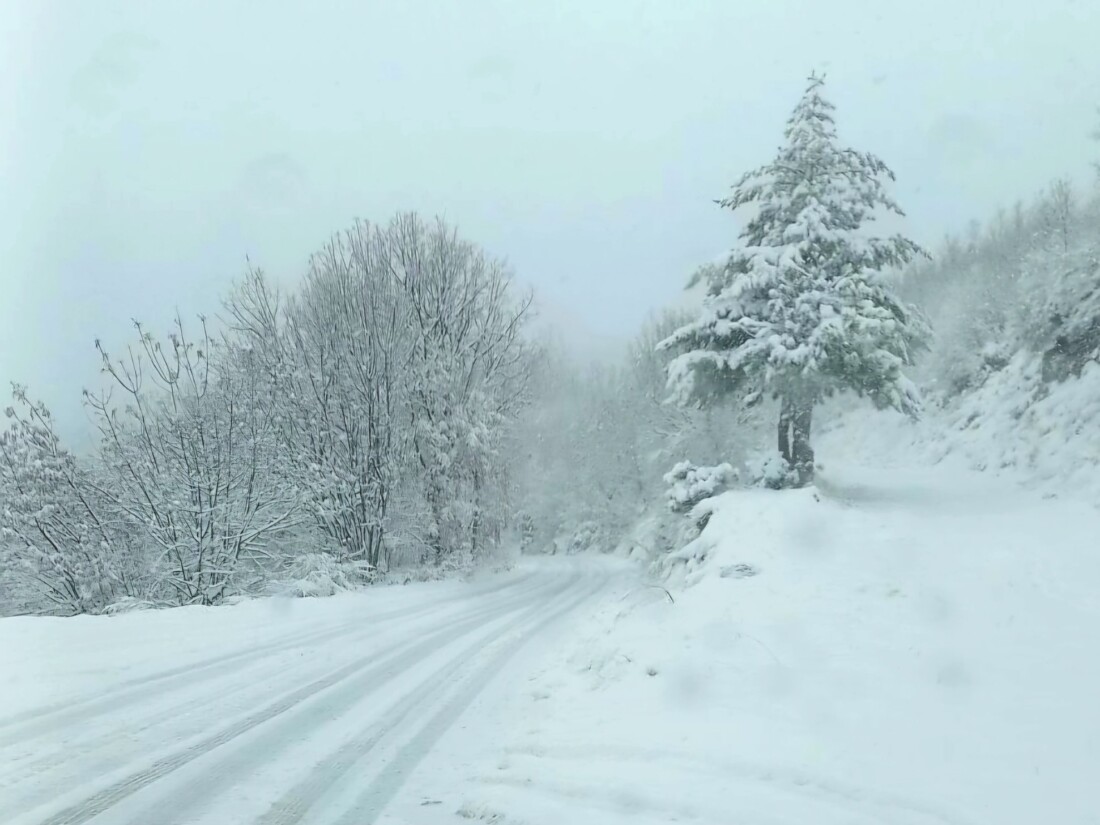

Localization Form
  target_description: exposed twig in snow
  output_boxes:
[620,585,676,604]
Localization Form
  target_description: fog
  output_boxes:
[2,0,1098,443]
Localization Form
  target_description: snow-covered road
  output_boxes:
[0,560,617,825]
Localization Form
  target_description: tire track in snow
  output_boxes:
[0,571,539,746]
[1,571,547,791]
[132,571,584,825]
[254,573,603,825]
[0,611,437,801]
[492,744,979,825]
[331,572,608,825]
[1,575,550,812]
[23,573,568,825]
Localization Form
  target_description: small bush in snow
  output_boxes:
[981,341,1011,373]
[518,512,536,552]
[563,521,604,555]
[102,597,163,615]
[281,552,377,598]
[664,461,737,514]
[745,451,796,490]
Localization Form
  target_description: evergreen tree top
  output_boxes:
[710,74,919,287]
[663,74,929,417]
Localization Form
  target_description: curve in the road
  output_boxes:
[23,570,574,825]
[0,571,540,742]
[258,571,605,825]
[0,574,551,810]
[331,571,607,825]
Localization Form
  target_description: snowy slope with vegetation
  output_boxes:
[863,164,1100,503]
[815,354,1100,507]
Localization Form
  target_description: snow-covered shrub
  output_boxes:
[518,512,536,552]
[565,521,605,555]
[664,461,737,514]
[102,597,160,615]
[980,341,1012,373]
[745,451,795,489]
[281,552,378,598]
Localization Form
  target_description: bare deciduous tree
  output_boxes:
[0,387,139,613]
[85,315,300,605]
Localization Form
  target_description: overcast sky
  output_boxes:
[2,0,1098,443]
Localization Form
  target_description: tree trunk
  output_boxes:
[777,397,815,487]
[790,404,815,486]
[470,468,482,559]
[777,398,793,467]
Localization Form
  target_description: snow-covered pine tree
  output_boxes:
[661,74,929,486]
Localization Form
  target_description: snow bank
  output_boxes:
[447,465,1100,824]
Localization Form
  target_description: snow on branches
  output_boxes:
[661,74,929,485]
[0,387,140,613]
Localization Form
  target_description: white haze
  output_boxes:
[1,0,1098,445]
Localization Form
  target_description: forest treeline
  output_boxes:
[2,215,532,613]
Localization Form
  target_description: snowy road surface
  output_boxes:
[0,560,617,825]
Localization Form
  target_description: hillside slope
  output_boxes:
[816,353,1100,507]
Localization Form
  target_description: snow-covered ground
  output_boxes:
[4,416,1099,824]
[0,559,626,825]
[388,443,1100,824]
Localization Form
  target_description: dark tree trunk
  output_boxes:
[777,396,815,487]
[424,477,446,566]
[777,398,793,467]
[790,404,815,486]
[366,526,384,571]
[470,468,482,559]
